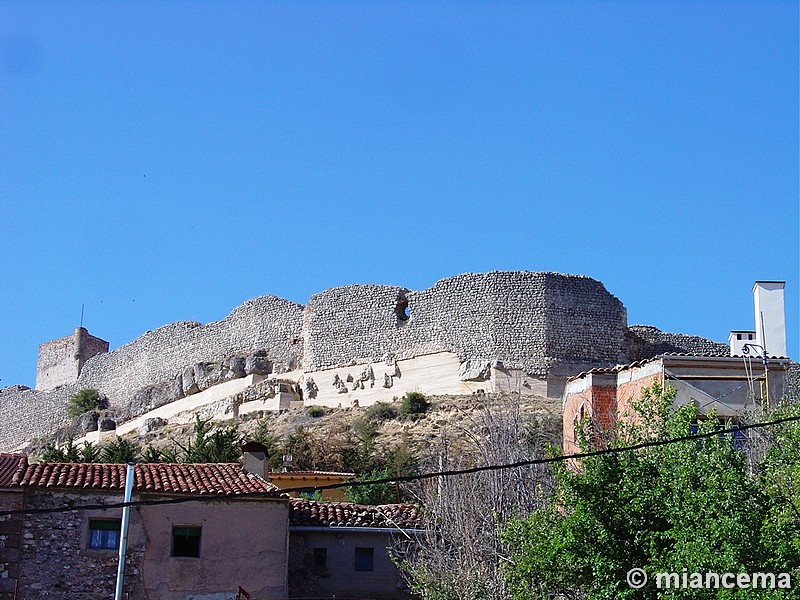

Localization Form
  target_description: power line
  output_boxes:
[1,414,799,518]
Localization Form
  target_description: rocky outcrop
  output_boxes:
[458,359,492,381]
[120,352,277,422]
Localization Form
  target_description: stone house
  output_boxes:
[562,353,790,456]
[0,456,289,600]
[0,453,425,600]
[288,499,422,600]
[0,455,24,600]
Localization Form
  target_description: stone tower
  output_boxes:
[35,327,109,391]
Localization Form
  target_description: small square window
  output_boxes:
[313,547,327,569]
[354,547,374,572]
[89,519,121,550]
[172,526,201,558]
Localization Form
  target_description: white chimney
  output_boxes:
[728,330,756,356]
[753,281,786,357]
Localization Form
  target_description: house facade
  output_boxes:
[0,457,289,600]
[288,499,422,599]
[0,454,425,600]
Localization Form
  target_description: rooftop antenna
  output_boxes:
[80,304,85,329]
[282,454,293,473]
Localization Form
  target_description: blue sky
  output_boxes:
[1,1,797,388]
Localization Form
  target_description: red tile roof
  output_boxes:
[15,462,278,496]
[0,454,26,487]
[289,499,422,530]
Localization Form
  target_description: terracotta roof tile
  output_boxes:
[0,454,27,487]
[289,499,422,530]
[17,462,278,496]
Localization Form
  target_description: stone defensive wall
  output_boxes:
[76,294,304,402]
[625,325,729,360]
[303,271,628,376]
[0,295,304,451]
[0,271,726,451]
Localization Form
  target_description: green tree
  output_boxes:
[177,416,242,463]
[502,383,791,599]
[100,437,139,463]
[41,436,82,462]
[380,434,418,478]
[339,419,379,474]
[345,467,397,505]
[141,445,180,463]
[66,388,107,419]
[757,402,800,584]
[80,441,101,463]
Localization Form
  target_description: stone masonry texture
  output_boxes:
[35,328,109,391]
[625,325,729,360]
[0,271,727,452]
[303,271,628,376]
[17,491,143,600]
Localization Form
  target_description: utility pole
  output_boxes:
[115,463,135,600]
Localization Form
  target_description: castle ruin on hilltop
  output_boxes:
[0,271,733,452]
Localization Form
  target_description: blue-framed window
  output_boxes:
[88,519,121,550]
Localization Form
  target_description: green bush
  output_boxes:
[80,441,101,463]
[306,405,326,418]
[364,402,399,421]
[41,437,81,462]
[299,490,323,501]
[66,388,107,419]
[141,445,180,463]
[381,436,418,477]
[400,391,429,417]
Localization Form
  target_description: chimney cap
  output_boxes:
[752,281,785,292]
[241,441,268,453]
